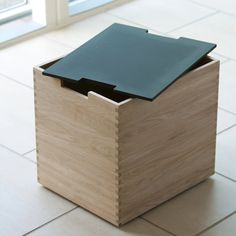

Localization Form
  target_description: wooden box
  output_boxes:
[34,55,219,226]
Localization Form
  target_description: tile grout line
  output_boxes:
[21,156,36,164]
[47,11,236,63]
[219,11,236,20]
[213,54,236,63]
[106,5,221,37]
[219,107,236,116]
[0,72,33,90]
[22,148,36,156]
[43,36,76,51]
[218,58,231,64]
[226,58,236,63]
[217,124,236,135]
[43,12,236,63]
[189,0,219,12]
[166,10,219,34]
[196,211,236,236]
[105,12,167,35]
[0,143,36,164]
[208,53,235,63]
[215,172,236,183]
[1,142,232,236]
[190,0,236,19]
[0,143,24,157]
[211,52,232,62]
[22,206,79,235]
[141,172,236,236]
[140,216,177,236]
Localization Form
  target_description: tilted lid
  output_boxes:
[43,23,216,101]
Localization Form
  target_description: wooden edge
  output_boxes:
[88,91,120,107]
[34,55,64,69]
[33,65,120,107]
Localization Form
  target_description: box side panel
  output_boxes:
[118,60,219,224]
[34,69,119,225]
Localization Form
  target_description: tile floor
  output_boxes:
[0,0,236,235]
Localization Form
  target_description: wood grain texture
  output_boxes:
[34,56,219,226]
[117,57,219,224]
[34,67,120,225]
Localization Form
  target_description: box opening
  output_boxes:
[40,57,131,103]
[61,79,131,103]
[40,55,212,103]
[191,56,212,70]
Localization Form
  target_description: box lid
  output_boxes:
[43,23,216,101]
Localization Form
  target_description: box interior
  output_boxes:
[40,55,213,103]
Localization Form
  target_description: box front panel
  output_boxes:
[34,69,119,225]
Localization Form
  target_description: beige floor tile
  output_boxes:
[192,0,236,16]
[24,149,36,163]
[0,37,73,87]
[216,126,236,181]
[142,174,236,236]
[108,0,215,33]
[28,208,171,236]
[199,213,236,236]
[218,61,236,114]
[0,146,76,236]
[217,109,236,133]
[0,75,35,154]
[170,13,236,60]
[208,52,228,63]
[45,13,141,49]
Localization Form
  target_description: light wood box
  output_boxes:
[34,56,219,226]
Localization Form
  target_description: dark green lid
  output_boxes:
[43,23,216,101]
